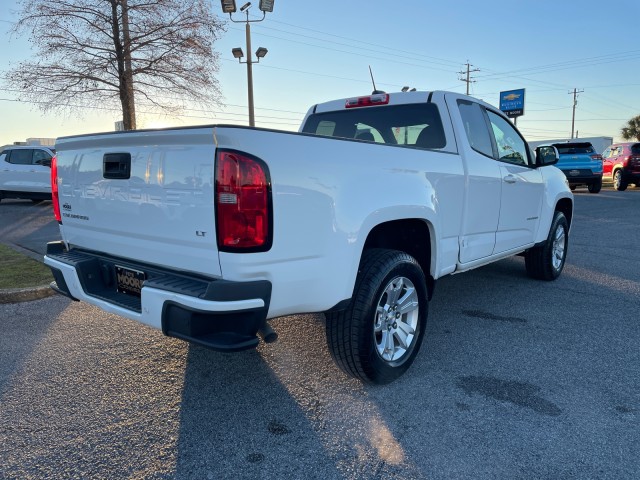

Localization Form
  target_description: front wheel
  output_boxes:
[588,179,602,194]
[325,249,428,384]
[614,170,628,191]
[525,211,568,281]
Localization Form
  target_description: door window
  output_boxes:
[32,149,52,165]
[8,149,33,165]
[486,111,530,166]
[457,100,494,158]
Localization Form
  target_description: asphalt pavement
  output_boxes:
[1,188,639,479]
[0,199,59,302]
[0,199,60,260]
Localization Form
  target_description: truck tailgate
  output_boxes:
[55,127,221,277]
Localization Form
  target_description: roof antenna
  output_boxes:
[369,65,385,95]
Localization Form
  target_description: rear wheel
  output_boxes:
[614,170,628,191]
[587,179,602,194]
[525,211,568,281]
[325,249,428,384]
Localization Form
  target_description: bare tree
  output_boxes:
[5,0,225,130]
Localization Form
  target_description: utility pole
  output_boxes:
[458,62,480,95]
[569,88,584,139]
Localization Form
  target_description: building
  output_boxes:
[1,138,56,152]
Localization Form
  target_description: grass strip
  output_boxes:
[0,244,53,289]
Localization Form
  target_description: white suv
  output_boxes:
[0,146,55,203]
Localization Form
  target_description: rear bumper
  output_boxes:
[621,169,640,181]
[560,170,602,185]
[44,241,271,352]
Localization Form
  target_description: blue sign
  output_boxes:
[499,89,525,118]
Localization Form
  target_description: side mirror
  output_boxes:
[535,145,559,167]
[41,159,52,168]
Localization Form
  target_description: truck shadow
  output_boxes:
[174,255,639,478]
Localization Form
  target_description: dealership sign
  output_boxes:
[499,89,525,118]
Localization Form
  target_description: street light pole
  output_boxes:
[244,15,255,127]
[220,1,274,127]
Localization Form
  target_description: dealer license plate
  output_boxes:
[115,265,146,297]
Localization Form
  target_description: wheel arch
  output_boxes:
[555,197,573,228]
[362,219,435,299]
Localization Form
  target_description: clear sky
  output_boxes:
[1,0,639,149]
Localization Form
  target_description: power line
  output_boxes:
[0,97,302,126]
[227,25,458,75]
[252,24,461,70]
[223,10,464,69]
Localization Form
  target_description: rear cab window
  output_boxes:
[301,103,447,150]
[553,143,595,155]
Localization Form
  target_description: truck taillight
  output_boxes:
[51,156,61,223]
[215,150,272,252]
[345,93,389,108]
[590,154,603,161]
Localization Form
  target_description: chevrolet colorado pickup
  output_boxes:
[44,90,573,384]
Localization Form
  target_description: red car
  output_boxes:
[602,142,640,191]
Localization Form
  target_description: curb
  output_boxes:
[0,285,56,304]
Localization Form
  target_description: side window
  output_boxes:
[457,100,494,157]
[602,148,611,159]
[486,111,530,166]
[0,151,7,163]
[32,149,52,165]
[8,149,34,165]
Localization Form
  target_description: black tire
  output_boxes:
[525,211,569,281]
[614,170,628,191]
[325,249,428,384]
[587,179,602,194]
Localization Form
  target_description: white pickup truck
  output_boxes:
[44,90,573,384]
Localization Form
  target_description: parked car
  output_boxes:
[549,141,603,193]
[0,145,55,203]
[601,142,640,191]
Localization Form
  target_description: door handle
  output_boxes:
[503,175,517,184]
[103,153,131,179]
